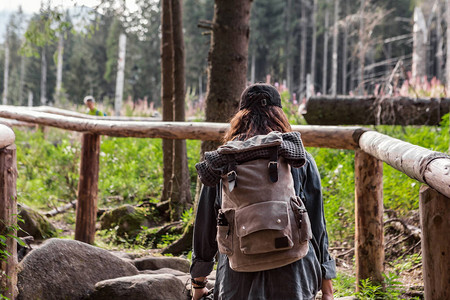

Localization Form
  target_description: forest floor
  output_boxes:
[38,207,425,299]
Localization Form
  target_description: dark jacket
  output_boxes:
[190,152,336,300]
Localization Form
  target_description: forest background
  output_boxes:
[1,0,449,298]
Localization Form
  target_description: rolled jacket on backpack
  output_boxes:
[195,131,306,187]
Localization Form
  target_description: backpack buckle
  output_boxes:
[227,170,237,192]
[268,161,278,183]
[268,161,278,168]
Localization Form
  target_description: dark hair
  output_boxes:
[223,99,291,143]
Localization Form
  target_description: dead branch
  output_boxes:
[44,201,76,217]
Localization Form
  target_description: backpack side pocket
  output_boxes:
[217,209,234,256]
[290,196,312,242]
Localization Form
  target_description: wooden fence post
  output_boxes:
[354,149,384,289]
[0,144,17,298]
[419,185,450,299]
[75,133,100,244]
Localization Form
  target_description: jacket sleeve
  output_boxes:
[189,184,220,278]
[293,152,336,280]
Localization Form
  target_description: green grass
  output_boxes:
[13,114,449,248]
[15,129,201,211]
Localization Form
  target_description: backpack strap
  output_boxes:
[226,154,237,192]
[268,146,278,183]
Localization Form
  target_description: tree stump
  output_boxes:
[419,185,450,299]
[75,133,100,244]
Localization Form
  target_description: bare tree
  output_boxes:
[286,0,293,92]
[40,47,47,105]
[2,27,9,105]
[114,33,127,116]
[310,0,318,92]
[412,7,427,80]
[19,51,25,105]
[357,0,386,94]
[446,0,450,91]
[161,0,174,204]
[55,33,64,103]
[331,0,340,96]
[299,0,308,98]
[436,1,444,81]
[322,0,330,94]
[358,0,366,95]
[342,0,349,94]
[170,0,191,220]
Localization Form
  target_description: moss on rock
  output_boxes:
[18,204,57,240]
[100,204,159,238]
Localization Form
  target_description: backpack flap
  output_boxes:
[234,201,293,255]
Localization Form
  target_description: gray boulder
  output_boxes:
[140,267,186,276]
[18,203,56,240]
[88,274,186,300]
[17,238,139,300]
[133,256,190,273]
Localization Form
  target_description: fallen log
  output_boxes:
[304,96,450,125]
[44,201,77,217]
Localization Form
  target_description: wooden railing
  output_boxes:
[0,106,449,298]
[0,124,17,299]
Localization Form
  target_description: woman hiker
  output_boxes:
[190,83,336,300]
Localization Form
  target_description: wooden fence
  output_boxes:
[0,124,17,299]
[0,106,449,298]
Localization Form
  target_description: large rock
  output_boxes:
[88,274,186,300]
[17,203,56,240]
[140,267,186,276]
[17,238,139,300]
[133,256,190,273]
[99,204,158,238]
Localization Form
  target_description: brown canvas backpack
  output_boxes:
[210,132,313,272]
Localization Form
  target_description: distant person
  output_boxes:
[83,96,106,116]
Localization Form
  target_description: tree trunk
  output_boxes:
[342,0,348,94]
[322,0,330,95]
[286,0,293,93]
[161,220,194,255]
[299,0,308,98]
[250,49,256,84]
[412,7,427,80]
[358,0,365,95]
[114,33,127,116]
[2,28,9,105]
[27,91,33,107]
[419,186,450,300]
[0,144,17,299]
[354,150,384,288]
[161,0,174,204]
[55,33,64,103]
[75,133,100,244]
[436,3,444,82]
[40,47,47,105]
[170,0,191,220]
[202,0,252,153]
[446,0,450,91]
[310,0,317,93]
[19,54,25,105]
[331,0,339,96]
[304,96,450,125]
